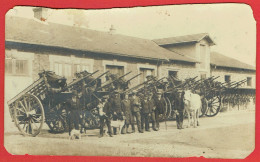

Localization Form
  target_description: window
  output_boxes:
[140,68,155,83]
[73,64,90,76]
[64,64,72,77]
[247,77,252,87]
[5,59,13,74]
[225,75,231,83]
[168,71,178,78]
[81,65,90,72]
[54,63,63,76]
[106,65,124,76]
[16,60,28,75]
[73,64,81,74]
[5,58,29,75]
[199,44,207,69]
[201,74,206,79]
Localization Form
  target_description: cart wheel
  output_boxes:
[200,97,208,117]
[205,96,221,117]
[46,104,69,133]
[13,94,44,137]
[158,97,168,121]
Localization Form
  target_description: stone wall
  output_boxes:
[211,66,256,88]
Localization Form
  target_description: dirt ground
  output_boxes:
[4,110,255,159]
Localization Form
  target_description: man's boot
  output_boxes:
[121,125,126,134]
[180,121,184,129]
[131,124,135,133]
[113,127,117,135]
[126,125,131,134]
[152,122,158,131]
[138,129,144,133]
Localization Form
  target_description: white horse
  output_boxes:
[183,90,201,128]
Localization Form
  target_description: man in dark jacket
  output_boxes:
[98,95,113,137]
[67,90,81,136]
[141,96,150,132]
[111,91,123,120]
[121,94,132,134]
[174,91,185,129]
[154,92,165,130]
[148,93,157,131]
[130,91,143,133]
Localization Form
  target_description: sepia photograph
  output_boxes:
[4,4,256,159]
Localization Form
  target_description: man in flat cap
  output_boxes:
[174,91,185,129]
[130,91,143,133]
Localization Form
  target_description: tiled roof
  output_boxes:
[153,33,215,46]
[210,52,255,71]
[5,16,197,63]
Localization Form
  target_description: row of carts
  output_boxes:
[7,70,254,136]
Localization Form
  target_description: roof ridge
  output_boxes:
[6,15,150,41]
[6,16,197,63]
[211,51,255,70]
[153,32,208,41]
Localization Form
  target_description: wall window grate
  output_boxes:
[225,75,231,83]
[200,73,206,79]
[168,71,178,78]
[5,59,29,76]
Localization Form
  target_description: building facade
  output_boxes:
[210,52,256,89]
[5,13,256,103]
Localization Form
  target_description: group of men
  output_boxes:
[98,90,169,138]
[68,88,185,138]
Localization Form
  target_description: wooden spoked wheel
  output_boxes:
[205,96,221,117]
[46,104,69,133]
[200,97,208,117]
[13,94,44,137]
[158,97,169,121]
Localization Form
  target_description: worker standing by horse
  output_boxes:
[174,91,185,129]
[154,91,165,130]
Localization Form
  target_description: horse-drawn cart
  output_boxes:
[7,69,138,136]
[7,70,104,136]
[7,71,70,136]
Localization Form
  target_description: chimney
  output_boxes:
[33,7,48,21]
[109,25,116,34]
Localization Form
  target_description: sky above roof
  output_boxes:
[6,4,256,66]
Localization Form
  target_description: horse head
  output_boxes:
[183,90,192,106]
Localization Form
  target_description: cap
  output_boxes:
[131,90,137,95]
[103,95,109,99]
[156,91,162,94]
